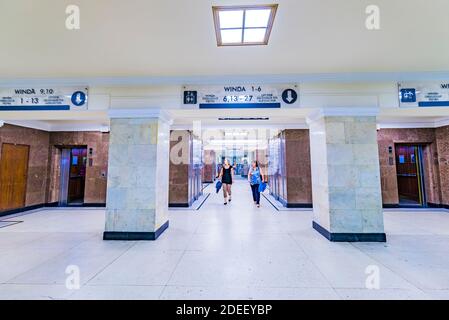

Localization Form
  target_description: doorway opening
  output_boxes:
[59,147,87,206]
[0,143,29,211]
[395,144,427,207]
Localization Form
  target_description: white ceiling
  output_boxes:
[1,0,448,78]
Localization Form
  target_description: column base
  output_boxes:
[103,221,169,241]
[313,221,386,242]
[168,203,190,208]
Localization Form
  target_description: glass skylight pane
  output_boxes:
[243,28,267,43]
[244,9,271,28]
[221,29,243,44]
[219,10,244,28]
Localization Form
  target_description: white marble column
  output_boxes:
[103,109,171,240]
[307,108,385,242]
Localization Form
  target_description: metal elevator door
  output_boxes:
[58,148,71,206]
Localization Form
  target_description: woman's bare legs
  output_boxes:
[223,183,229,204]
[222,184,232,204]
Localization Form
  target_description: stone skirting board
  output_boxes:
[0,203,45,218]
[0,202,106,218]
[287,203,313,208]
[313,221,387,242]
[276,196,313,208]
[169,203,191,208]
[103,220,169,241]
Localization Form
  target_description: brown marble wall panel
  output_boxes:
[422,142,441,205]
[202,150,216,183]
[284,129,313,204]
[377,128,440,206]
[169,130,191,205]
[47,131,109,204]
[436,125,449,206]
[256,148,269,174]
[0,124,50,208]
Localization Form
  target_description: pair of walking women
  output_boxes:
[218,159,265,207]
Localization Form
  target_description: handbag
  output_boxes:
[258,182,267,193]
[215,180,223,193]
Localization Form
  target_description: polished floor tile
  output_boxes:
[69,285,164,300]
[168,250,331,288]
[0,284,73,300]
[8,240,134,285]
[0,247,68,283]
[159,286,340,300]
[335,288,431,300]
[88,248,184,286]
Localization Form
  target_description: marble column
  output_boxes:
[307,109,386,242]
[103,110,171,240]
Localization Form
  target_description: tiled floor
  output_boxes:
[1,180,449,300]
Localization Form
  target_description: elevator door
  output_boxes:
[0,143,29,211]
[395,145,425,205]
[67,148,87,204]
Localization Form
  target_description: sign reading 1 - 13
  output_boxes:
[0,87,88,111]
[183,85,299,109]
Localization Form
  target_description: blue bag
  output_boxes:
[258,182,267,193]
[216,180,222,193]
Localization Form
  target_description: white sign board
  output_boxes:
[399,82,449,107]
[0,87,88,111]
[183,85,299,109]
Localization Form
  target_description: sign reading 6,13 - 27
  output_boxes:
[183,85,299,109]
[0,87,88,111]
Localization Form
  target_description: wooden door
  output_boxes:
[395,145,421,204]
[0,143,30,211]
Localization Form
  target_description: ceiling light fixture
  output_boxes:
[213,4,278,46]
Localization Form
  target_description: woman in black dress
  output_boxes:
[219,158,234,205]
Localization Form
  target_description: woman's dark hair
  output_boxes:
[253,160,259,168]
